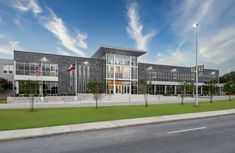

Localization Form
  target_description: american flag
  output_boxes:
[36,63,41,77]
[67,64,76,72]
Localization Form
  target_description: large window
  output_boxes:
[16,62,58,77]
[131,57,137,66]
[107,66,114,78]
[107,54,114,64]
[43,82,58,95]
[131,67,137,79]
[115,66,129,79]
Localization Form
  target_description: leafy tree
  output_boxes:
[187,82,195,96]
[19,80,39,112]
[0,77,12,91]
[138,80,151,107]
[87,81,105,109]
[224,81,235,101]
[205,81,216,103]
[180,81,187,105]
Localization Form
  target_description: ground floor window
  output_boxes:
[43,82,58,95]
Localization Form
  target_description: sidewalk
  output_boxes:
[1,109,235,141]
[1,95,234,109]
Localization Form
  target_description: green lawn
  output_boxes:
[0,99,234,131]
[0,99,7,104]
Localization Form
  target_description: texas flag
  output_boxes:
[67,64,76,72]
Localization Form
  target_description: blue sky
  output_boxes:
[0,0,235,74]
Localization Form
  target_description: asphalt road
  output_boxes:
[1,115,235,153]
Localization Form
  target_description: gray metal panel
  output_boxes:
[92,46,146,58]
[0,58,14,82]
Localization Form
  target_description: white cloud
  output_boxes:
[126,2,155,51]
[13,0,42,15]
[39,9,87,57]
[12,0,87,57]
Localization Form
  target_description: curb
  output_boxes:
[1,109,235,141]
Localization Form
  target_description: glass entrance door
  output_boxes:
[115,85,122,94]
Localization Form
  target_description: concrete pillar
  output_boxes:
[174,85,177,95]
[154,85,156,95]
[164,85,167,94]
[15,81,19,94]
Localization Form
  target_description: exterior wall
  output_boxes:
[14,51,106,94]
[0,59,14,82]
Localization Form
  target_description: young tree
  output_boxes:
[224,81,235,101]
[19,80,39,112]
[187,82,195,96]
[138,80,151,107]
[87,81,105,109]
[205,81,216,103]
[180,82,187,105]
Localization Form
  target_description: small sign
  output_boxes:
[191,65,204,74]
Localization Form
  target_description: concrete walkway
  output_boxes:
[1,109,235,141]
[1,95,234,109]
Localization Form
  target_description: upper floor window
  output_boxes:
[131,57,137,66]
[3,65,8,73]
[8,65,13,74]
[3,64,13,74]
[16,62,58,77]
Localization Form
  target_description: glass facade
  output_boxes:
[106,53,138,94]
[16,62,58,77]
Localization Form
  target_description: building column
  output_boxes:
[164,85,167,94]
[15,81,19,94]
[154,85,156,95]
[174,85,177,95]
[201,86,203,95]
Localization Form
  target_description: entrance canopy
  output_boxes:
[91,45,146,59]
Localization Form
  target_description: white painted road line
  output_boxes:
[167,127,207,134]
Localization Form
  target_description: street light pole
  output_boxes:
[194,23,199,107]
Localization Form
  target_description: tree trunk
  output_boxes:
[96,98,98,109]
[210,94,213,103]
[144,94,148,107]
[30,96,34,112]
[181,96,184,105]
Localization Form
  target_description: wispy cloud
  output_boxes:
[126,2,155,51]
[13,0,42,15]
[12,0,87,57]
[152,0,235,75]
[39,8,87,57]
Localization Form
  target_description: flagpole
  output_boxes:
[74,61,78,101]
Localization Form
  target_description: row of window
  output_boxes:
[3,64,13,74]
[16,62,58,77]
[107,66,138,80]
[106,53,137,66]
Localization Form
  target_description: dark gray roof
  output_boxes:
[91,45,147,58]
